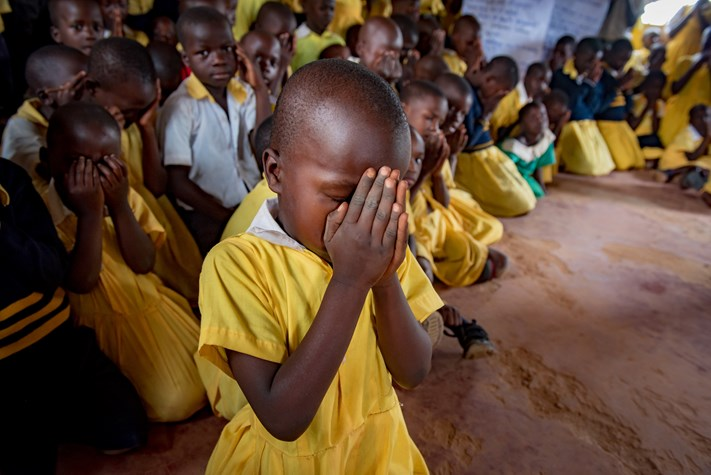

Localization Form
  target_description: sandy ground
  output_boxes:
[57,171,711,474]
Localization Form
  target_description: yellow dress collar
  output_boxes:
[16,99,48,127]
[184,73,247,104]
[562,59,579,81]
[0,184,9,206]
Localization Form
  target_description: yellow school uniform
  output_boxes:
[419,0,444,16]
[410,188,488,287]
[221,178,276,240]
[556,120,615,176]
[441,49,466,76]
[632,94,665,160]
[368,0,391,17]
[0,0,10,33]
[233,0,269,40]
[663,11,703,77]
[0,99,49,195]
[128,0,153,15]
[659,54,711,146]
[489,82,529,142]
[660,124,711,173]
[199,199,441,473]
[43,183,206,422]
[596,95,645,171]
[121,125,203,306]
[291,23,345,71]
[329,0,364,39]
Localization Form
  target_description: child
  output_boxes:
[443,15,483,77]
[86,37,204,305]
[146,41,183,104]
[1,45,87,195]
[540,88,571,183]
[596,38,645,170]
[48,0,104,55]
[99,0,149,45]
[0,159,147,473]
[391,13,421,83]
[499,101,557,198]
[659,104,711,207]
[490,62,551,141]
[628,70,666,164]
[240,30,282,105]
[413,53,450,81]
[291,0,345,71]
[199,59,440,473]
[356,16,403,84]
[548,35,575,72]
[549,37,616,176]
[150,16,177,46]
[253,2,298,95]
[659,27,711,146]
[159,7,270,255]
[455,56,537,217]
[405,126,497,358]
[43,102,206,422]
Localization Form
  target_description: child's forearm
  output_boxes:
[110,199,155,274]
[139,124,167,197]
[686,136,711,161]
[228,279,369,442]
[372,274,432,389]
[167,166,234,222]
[671,61,703,95]
[67,213,103,293]
[430,173,450,208]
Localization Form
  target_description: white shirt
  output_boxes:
[158,74,261,210]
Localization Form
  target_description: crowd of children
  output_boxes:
[1,0,709,472]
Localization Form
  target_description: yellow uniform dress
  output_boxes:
[441,49,466,77]
[221,178,276,240]
[596,93,645,171]
[0,0,10,33]
[631,94,665,160]
[659,54,711,146]
[0,99,50,195]
[121,125,203,305]
[127,0,153,15]
[489,82,529,142]
[662,11,704,77]
[556,120,615,175]
[329,0,363,39]
[43,183,206,422]
[199,199,441,473]
[659,125,711,194]
[233,0,269,40]
[410,188,488,287]
[419,0,444,16]
[291,23,345,71]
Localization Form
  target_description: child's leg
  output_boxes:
[440,304,496,359]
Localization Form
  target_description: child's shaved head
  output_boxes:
[400,79,446,105]
[26,45,87,93]
[413,54,449,81]
[272,59,409,156]
[88,38,156,91]
[483,56,519,90]
[147,41,183,101]
[255,1,296,34]
[176,5,230,46]
[254,115,274,163]
[435,73,473,133]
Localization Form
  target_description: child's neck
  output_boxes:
[306,19,326,35]
[205,83,229,113]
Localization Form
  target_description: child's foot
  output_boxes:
[445,319,496,359]
[475,248,509,283]
[422,311,444,348]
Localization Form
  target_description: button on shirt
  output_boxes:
[159,74,261,210]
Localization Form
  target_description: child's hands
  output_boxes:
[138,80,161,129]
[236,43,266,91]
[324,167,409,290]
[65,157,104,217]
[429,28,445,56]
[446,124,468,156]
[105,106,126,129]
[97,154,129,210]
[43,71,87,107]
[421,131,450,180]
[110,8,124,37]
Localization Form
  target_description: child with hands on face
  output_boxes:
[199,59,441,473]
[99,0,149,45]
[240,31,282,105]
[42,102,207,422]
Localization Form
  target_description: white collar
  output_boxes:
[688,124,703,142]
[516,81,529,105]
[295,23,314,39]
[246,198,306,251]
[500,129,556,163]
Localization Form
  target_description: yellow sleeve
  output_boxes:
[396,249,443,323]
[127,187,166,249]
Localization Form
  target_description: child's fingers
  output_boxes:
[371,177,397,242]
[344,168,376,223]
[357,166,390,230]
[394,180,408,210]
[381,201,403,249]
[391,211,409,267]
[323,201,348,243]
[76,156,86,187]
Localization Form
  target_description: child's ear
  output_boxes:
[263,147,283,194]
[50,26,60,43]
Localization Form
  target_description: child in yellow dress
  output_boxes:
[442,15,483,77]
[291,0,345,70]
[659,105,711,207]
[86,37,203,305]
[628,70,666,164]
[43,102,206,422]
[548,35,575,73]
[199,59,441,473]
[48,0,104,55]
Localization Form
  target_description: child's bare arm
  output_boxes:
[626,101,650,130]
[227,167,406,442]
[138,82,168,197]
[64,158,104,293]
[99,155,155,274]
[166,166,234,222]
[671,55,707,94]
[685,134,711,161]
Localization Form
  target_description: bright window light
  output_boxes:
[641,0,699,26]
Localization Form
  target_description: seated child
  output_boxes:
[455,56,537,217]
[86,37,204,305]
[659,104,711,207]
[99,0,149,45]
[413,53,450,82]
[43,102,206,422]
[595,38,646,171]
[405,126,496,358]
[659,27,711,146]
[48,0,104,55]
[628,70,666,163]
[541,88,571,183]
[253,2,298,95]
[151,16,178,46]
[415,14,445,58]
[442,15,483,77]
[1,45,87,195]
[199,59,441,473]
[356,16,403,85]
[146,41,183,104]
[240,30,282,106]
[548,35,575,72]
[499,101,557,198]
[159,7,269,255]
[0,159,146,473]
[291,0,345,71]
[490,62,551,141]
[550,37,616,176]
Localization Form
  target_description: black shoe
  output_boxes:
[445,319,496,359]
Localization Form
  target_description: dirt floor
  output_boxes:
[57,171,711,475]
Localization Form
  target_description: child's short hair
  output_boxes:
[255,1,296,30]
[484,56,519,90]
[400,79,446,105]
[554,35,575,49]
[47,102,120,150]
[391,14,419,43]
[576,37,602,56]
[452,15,480,36]
[147,41,183,91]
[518,100,543,121]
[25,44,87,92]
[272,59,408,155]
[526,62,548,78]
[543,88,569,109]
[48,0,95,26]
[434,72,472,101]
[609,38,633,55]
[177,6,231,46]
[88,38,156,90]
[254,115,274,161]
